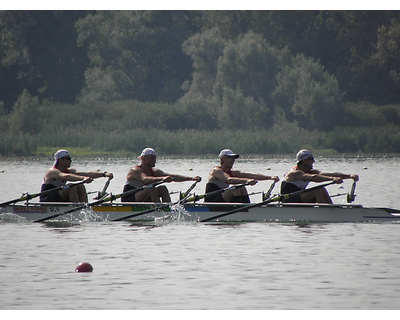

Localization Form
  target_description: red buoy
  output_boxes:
[75,262,93,273]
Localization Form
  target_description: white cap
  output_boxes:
[138,147,156,159]
[218,149,240,159]
[296,149,314,163]
[53,149,70,166]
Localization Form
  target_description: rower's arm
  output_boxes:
[235,171,279,182]
[320,172,359,181]
[213,168,254,185]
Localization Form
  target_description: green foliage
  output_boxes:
[0,11,89,109]
[341,101,389,126]
[326,125,400,153]
[215,33,285,104]
[0,132,38,156]
[272,54,343,131]
[2,10,400,109]
[181,30,341,131]
[9,89,41,134]
[181,28,226,98]
[76,11,199,103]
[2,11,400,157]
[182,31,279,129]
[32,100,186,132]
[217,86,271,129]
[0,101,8,133]
[341,101,400,128]
[1,98,400,157]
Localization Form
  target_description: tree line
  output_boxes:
[1,10,400,156]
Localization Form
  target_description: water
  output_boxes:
[1,155,400,310]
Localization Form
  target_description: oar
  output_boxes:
[262,181,276,200]
[94,177,112,199]
[33,181,165,223]
[180,181,198,199]
[112,182,251,222]
[200,181,337,222]
[330,193,347,198]
[0,181,87,207]
[347,181,357,203]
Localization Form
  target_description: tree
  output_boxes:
[76,11,201,103]
[0,11,90,109]
[272,54,343,131]
[213,33,287,128]
[214,33,285,106]
[368,18,400,104]
[9,89,41,134]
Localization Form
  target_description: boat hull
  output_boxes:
[1,202,400,223]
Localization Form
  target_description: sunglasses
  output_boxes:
[61,157,71,161]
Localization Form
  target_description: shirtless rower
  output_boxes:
[121,148,201,203]
[281,149,359,203]
[40,149,114,202]
[205,149,279,203]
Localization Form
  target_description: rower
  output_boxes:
[205,149,279,203]
[121,147,201,203]
[281,149,359,203]
[40,149,114,203]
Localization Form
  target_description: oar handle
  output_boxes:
[263,181,276,200]
[347,181,357,203]
[98,177,111,198]
[180,181,198,199]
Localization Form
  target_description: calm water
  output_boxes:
[1,155,400,310]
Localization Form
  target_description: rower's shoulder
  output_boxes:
[130,165,142,172]
[210,166,224,175]
[286,166,301,174]
[285,167,304,179]
[46,166,61,175]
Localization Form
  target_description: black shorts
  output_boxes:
[204,183,225,202]
[280,181,304,203]
[121,184,137,202]
[40,184,66,202]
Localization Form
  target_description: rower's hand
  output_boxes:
[247,179,258,186]
[193,176,202,182]
[83,177,94,183]
[333,177,343,184]
[271,176,280,182]
[105,172,114,180]
[351,174,359,182]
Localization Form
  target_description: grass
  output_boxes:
[2,98,400,157]
[1,126,400,158]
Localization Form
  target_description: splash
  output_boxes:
[67,207,107,222]
[0,212,28,223]
[170,203,192,220]
[151,203,193,224]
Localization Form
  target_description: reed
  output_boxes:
[2,126,400,157]
[2,99,400,157]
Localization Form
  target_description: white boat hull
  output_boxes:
[1,202,400,223]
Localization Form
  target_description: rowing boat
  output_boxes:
[1,201,400,223]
